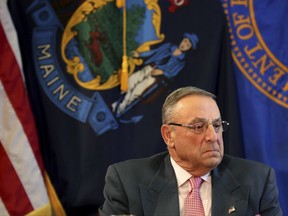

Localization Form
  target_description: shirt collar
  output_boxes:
[170,157,210,187]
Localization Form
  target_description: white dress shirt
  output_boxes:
[170,157,212,216]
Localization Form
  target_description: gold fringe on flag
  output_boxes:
[45,172,67,216]
[26,172,66,216]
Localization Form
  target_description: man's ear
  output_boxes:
[161,124,174,147]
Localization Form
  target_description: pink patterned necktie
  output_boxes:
[184,177,205,216]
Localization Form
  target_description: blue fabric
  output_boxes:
[220,0,288,213]
[8,0,242,214]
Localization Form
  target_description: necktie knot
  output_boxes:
[190,176,203,190]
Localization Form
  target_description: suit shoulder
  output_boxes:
[222,154,272,174]
[111,151,168,172]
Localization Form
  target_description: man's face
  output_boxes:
[179,38,192,51]
[162,95,224,176]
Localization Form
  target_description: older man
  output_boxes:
[100,86,282,216]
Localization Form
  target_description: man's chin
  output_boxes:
[203,150,222,158]
[203,152,223,167]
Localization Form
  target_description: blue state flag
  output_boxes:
[9,0,242,214]
[221,0,288,213]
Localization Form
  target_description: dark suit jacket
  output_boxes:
[99,152,282,216]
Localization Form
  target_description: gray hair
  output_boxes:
[162,86,216,124]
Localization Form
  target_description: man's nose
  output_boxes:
[204,124,218,142]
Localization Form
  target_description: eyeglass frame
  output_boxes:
[167,120,229,134]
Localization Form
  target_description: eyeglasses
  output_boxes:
[168,121,229,134]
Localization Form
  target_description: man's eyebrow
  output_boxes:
[190,117,222,124]
[213,117,222,122]
[190,118,208,124]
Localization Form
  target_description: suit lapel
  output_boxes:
[140,155,179,216]
[212,157,249,215]
[139,154,251,216]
